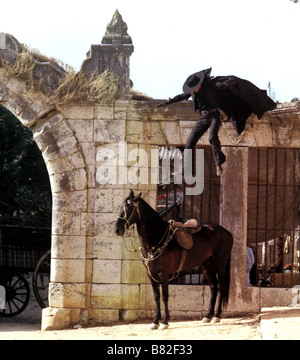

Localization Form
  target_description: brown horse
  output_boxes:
[115,190,233,329]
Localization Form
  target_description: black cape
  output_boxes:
[202,75,277,134]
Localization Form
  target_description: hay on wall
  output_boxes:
[2,45,119,106]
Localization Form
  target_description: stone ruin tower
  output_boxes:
[81,10,134,96]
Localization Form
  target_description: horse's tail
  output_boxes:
[222,256,231,308]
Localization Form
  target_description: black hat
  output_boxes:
[182,68,212,95]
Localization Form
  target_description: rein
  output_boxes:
[119,199,179,282]
[140,220,180,283]
[118,201,141,253]
[139,220,175,262]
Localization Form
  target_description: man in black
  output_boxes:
[158,68,276,176]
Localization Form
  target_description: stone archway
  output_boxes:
[0,33,89,328]
[1,27,300,331]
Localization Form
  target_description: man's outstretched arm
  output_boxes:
[157,93,191,107]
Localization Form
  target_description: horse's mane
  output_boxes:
[137,198,169,248]
[139,198,166,225]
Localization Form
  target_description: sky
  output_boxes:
[1,0,299,102]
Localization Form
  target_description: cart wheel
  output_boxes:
[0,272,30,317]
[32,249,51,308]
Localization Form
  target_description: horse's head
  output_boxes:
[115,190,142,236]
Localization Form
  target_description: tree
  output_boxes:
[0,105,51,244]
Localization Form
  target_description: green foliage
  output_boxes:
[0,105,51,230]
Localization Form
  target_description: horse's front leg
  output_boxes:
[149,276,161,330]
[160,272,170,330]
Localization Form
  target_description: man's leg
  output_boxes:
[184,118,210,176]
[209,114,226,175]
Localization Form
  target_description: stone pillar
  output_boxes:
[81,10,134,96]
[220,146,260,314]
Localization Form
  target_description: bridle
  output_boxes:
[117,200,141,252]
[118,199,179,282]
[118,200,141,232]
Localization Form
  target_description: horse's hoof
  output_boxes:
[211,317,221,324]
[159,323,169,330]
[202,317,211,324]
[149,323,159,330]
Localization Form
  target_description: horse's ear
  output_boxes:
[129,189,135,198]
[133,192,142,202]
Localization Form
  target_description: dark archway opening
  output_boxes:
[0,105,51,321]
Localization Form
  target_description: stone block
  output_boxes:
[126,120,167,144]
[86,212,117,237]
[50,121,74,143]
[120,284,140,309]
[51,235,86,259]
[34,125,78,157]
[63,151,86,171]
[48,152,85,175]
[95,105,114,120]
[89,236,122,260]
[79,143,96,166]
[88,188,124,213]
[260,288,294,308]
[140,284,155,311]
[52,211,81,236]
[113,103,127,120]
[41,307,71,331]
[60,104,94,119]
[91,284,121,309]
[52,190,87,212]
[93,259,121,283]
[91,284,140,310]
[50,259,87,283]
[50,168,87,192]
[33,112,64,135]
[88,188,113,213]
[68,119,93,143]
[169,285,205,312]
[94,119,125,143]
[56,136,79,157]
[20,105,43,127]
[88,309,119,323]
[224,286,261,315]
[121,260,147,284]
[251,123,273,147]
[6,77,26,95]
[0,81,9,101]
[121,310,152,321]
[0,32,22,64]
[49,282,89,308]
[160,121,182,145]
[6,96,29,117]
[26,96,54,119]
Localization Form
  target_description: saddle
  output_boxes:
[171,219,202,250]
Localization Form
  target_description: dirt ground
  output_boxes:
[0,279,263,340]
[1,287,299,340]
[0,315,261,340]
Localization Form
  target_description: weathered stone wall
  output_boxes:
[1,31,300,330]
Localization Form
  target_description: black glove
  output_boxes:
[157,93,190,108]
[157,100,171,108]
